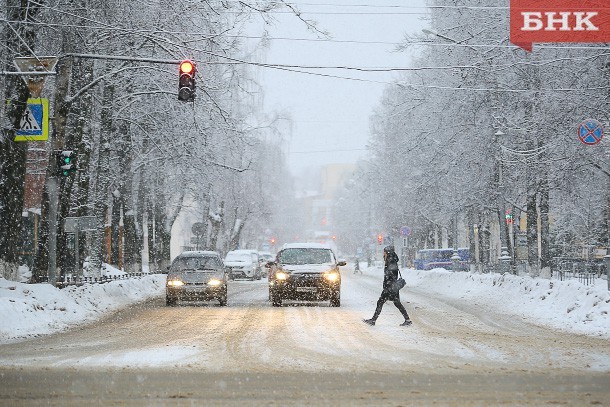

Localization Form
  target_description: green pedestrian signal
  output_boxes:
[55,150,76,177]
[505,209,514,225]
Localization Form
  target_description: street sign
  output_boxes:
[14,98,49,141]
[64,216,99,233]
[577,119,604,145]
[515,233,528,261]
[400,226,411,237]
[14,56,57,97]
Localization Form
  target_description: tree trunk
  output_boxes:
[89,82,115,276]
[526,168,539,276]
[0,0,41,281]
[539,160,551,278]
[32,30,74,282]
[209,201,224,252]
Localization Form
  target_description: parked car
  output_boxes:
[224,249,262,280]
[267,243,345,307]
[414,248,470,270]
[166,251,228,306]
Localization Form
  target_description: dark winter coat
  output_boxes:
[382,251,400,300]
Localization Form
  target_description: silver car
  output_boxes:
[166,251,228,306]
[224,250,262,280]
[267,243,345,307]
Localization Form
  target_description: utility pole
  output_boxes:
[47,177,58,284]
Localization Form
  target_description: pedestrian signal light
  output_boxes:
[178,60,196,102]
[505,209,514,225]
[55,150,76,177]
[377,233,383,244]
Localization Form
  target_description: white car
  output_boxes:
[224,250,262,280]
[258,251,275,267]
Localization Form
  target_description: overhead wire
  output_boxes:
[2,3,608,91]
[4,16,609,54]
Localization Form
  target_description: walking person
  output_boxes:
[363,245,412,326]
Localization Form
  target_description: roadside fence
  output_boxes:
[551,258,605,286]
[55,273,148,289]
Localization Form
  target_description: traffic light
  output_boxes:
[55,150,76,177]
[178,60,196,102]
[377,233,383,245]
[505,209,514,225]
[270,237,276,245]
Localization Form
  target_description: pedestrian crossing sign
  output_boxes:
[14,98,49,141]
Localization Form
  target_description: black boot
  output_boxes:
[399,319,412,327]
[363,318,376,326]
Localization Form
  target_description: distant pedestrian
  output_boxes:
[363,245,411,327]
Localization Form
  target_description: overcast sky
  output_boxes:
[246,1,428,177]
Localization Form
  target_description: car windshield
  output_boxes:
[278,248,334,265]
[225,253,252,262]
[171,256,222,272]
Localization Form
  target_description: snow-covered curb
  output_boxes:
[403,269,610,339]
[0,275,165,343]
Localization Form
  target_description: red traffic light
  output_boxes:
[377,234,383,244]
[180,60,194,74]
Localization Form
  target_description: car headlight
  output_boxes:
[324,272,340,282]
[275,271,289,280]
[167,279,184,287]
[207,278,223,286]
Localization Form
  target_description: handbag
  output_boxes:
[390,268,406,293]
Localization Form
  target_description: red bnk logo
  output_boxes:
[510,0,610,51]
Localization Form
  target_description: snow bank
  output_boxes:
[404,269,610,339]
[0,274,165,343]
[1,266,608,344]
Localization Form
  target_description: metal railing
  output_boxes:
[54,272,147,289]
[552,258,605,285]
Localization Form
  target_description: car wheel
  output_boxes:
[271,291,282,307]
[218,296,227,306]
[166,296,177,306]
[330,291,340,307]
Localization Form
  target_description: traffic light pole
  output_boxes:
[47,176,58,285]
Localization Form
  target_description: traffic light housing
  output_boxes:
[178,60,196,102]
[56,150,76,177]
[505,209,514,225]
[377,233,383,245]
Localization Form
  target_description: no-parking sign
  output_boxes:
[578,119,604,145]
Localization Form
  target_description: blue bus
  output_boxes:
[414,248,470,271]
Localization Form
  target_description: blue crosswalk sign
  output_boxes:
[14,98,49,141]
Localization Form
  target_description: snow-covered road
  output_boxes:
[1,267,609,374]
